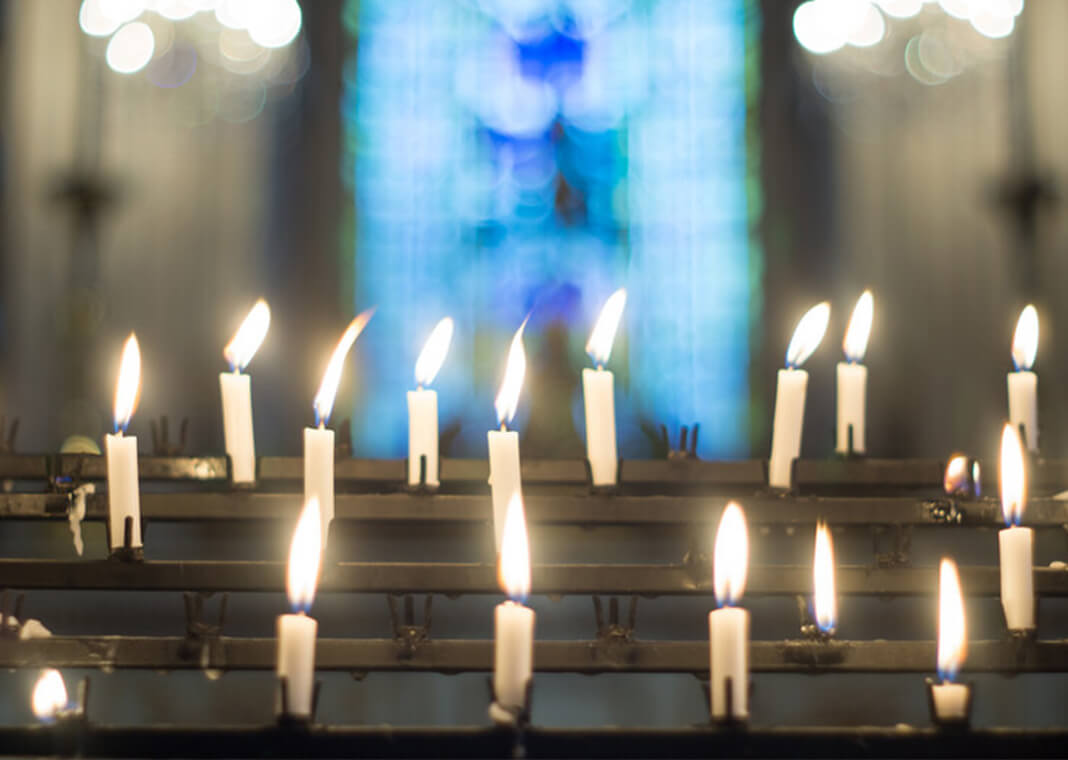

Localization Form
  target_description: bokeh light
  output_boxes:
[106,21,156,74]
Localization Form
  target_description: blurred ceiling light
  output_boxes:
[80,0,122,36]
[247,0,302,49]
[848,3,886,47]
[938,0,972,19]
[875,0,923,19]
[214,0,258,30]
[969,6,1015,37]
[106,21,156,74]
[793,1,848,55]
[154,0,197,21]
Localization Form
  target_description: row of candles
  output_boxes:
[102,289,1042,553]
[30,420,1037,724]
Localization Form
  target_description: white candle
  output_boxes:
[492,493,535,719]
[709,502,749,721]
[1008,305,1039,452]
[277,498,322,718]
[769,303,829,489]
[307,310,374,546]
[583,288,626,486]
[220,299,270,484]
[998,424,1035,630]
[107,334,142,552]
[835,291,872,455]
[932,558,969,722]
[489,321,527,552]
[408,318,454,487]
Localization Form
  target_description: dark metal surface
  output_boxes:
[2,636,1068,674]
[0,723,1066,759]
[1,559,1066,596]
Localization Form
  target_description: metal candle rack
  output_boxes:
[1,451,1067,758]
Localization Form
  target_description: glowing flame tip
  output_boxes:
[786,302,830,369]
[713,502,749,606]
[286,498,322,612]
[313,308,375,426]
[1011,304,1038,371]
[414,317,454,387]
[498,493,531,602]
[494,319,528,427]
[32,669,68,721]
[843,291,873,363]
[113,333,141,433]
[937,558,967,681]
[223,299,270,372]
[999,423,1026,527]
[585,288,627,366]
[813,521,837,633]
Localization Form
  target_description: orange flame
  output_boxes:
[1011,305,1038,371]
[286,497,322,612]
[713,502,748,606]
[313,308,375,426]
[813,522,836,632]
[785,302,830,368]
[999,423,1026,526]
[842,291,873,363]
[585,288,626,367]
[937,558,967,681]
[113,333,141,433]
[414,317,454,387]
[494,319,528,427]
[498,492,531,602]
[223,299,270,372]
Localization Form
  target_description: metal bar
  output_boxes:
[0,723,1066,759]
[3,490,1068,527]
[1,559,1066,596]
[2,636,1068,674]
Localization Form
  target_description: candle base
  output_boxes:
[275,676,321,728]
[406,454,440,494]
[106,515,145,562]
[487,676,532,728]
[584,458,621,494]
[926,678,973,728]
[702,676,750,727]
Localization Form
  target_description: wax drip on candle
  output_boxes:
[287,498,322,614]
[1000,424,1026,527]
[586,288,627,372]
[713,502,748,608]
[1011,305,1038,372]
[785,302,830,369]
[415,317,454,390]
[842,291,872,364]
[499,493,531,603]
[113,334,141,435]
[313,309,375,428]
[813,521,837,633]
[224,299,270,374]
[937,558,966,682]
[494,318,528,431]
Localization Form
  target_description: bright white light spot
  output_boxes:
[153,0,197,21]
[106,22,155,74]
[794,1,848,55]
[247,0,302,49]
[100,0,146,24]
[848,3,886,47]
[938,0,972,20]
[215,0,258,30]
[80,0,122,36]
[875,0,923,18]
[970,6,1014,37]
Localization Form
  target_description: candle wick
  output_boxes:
[500,422,507,433]
[596,363,604,372]
[417,383,423,392]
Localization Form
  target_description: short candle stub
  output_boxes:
[107,516,145,563]
[275,676,321,729]
[925,678,973,729]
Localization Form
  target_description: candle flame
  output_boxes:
[286,497,322,613]
[113,333,141,433]
[813,521,837,633]
[498,492,531,603]
[32,669,68,721]
[414,317,454,387]
[842,290,873,363]
[585,288,627,367]
[937,558,967,681]
[713,501,748,607]
[313,309,375,427]
[785,302,830,369]
[1011,304,1038,371]
[494,319,528,427]
[944,455,981,498]
[223,299,270,372]
[999,423,1026,527]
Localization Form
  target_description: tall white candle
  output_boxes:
[931,558,969,721]
[220,299,270,484]
[489,321,527,551]
[277,498,322,718]
[769,302,829,489]
[492,493,535,719]
[998,424,1035,630]
[835,291,872,455]
[1007,305,1039,452]
[408,318,453,487]
[107,334,142,552]
[583,288,626,486]
[306,310,374,547]
[709,502,749,721]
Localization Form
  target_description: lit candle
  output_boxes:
[836,291,872,455]
[998,423,1034,631]
[408,317,454,488]
[31,669,70,722]
[813,521,836,635]
[944,454,981,499]
[709,501,749,721]
[930,558,970,721]
[276,497,322,718]
[220,299,270,484]
[1007,305,1038,452]
[583,288,626,487]
[491,492,535,722]
[306,310,373,547]
[106,334,143,554]
[768,303,830,489]
[488,321,526,552]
